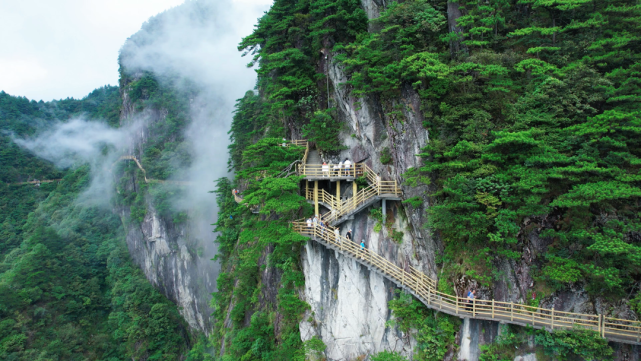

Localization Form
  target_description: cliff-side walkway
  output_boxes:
[286,140,641,346]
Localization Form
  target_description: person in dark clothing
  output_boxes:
[346,229,352,241]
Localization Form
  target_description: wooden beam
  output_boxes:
[353,180,357,200]
[314,180,319,216]
[336,180,340,209]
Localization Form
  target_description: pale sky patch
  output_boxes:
[0,0,271,101]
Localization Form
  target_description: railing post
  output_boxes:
[353,181,357,205]
[636,320,640,342]
[492,299,495,319]
[473,298,476,317]
[598,314,603,337]
[510,302,513,321]
[532,308,535,327]
[314,181,319,216]
[456,297,459,315]
[401,270,405,286]
[551,307,554,330]
[602,315,606,338]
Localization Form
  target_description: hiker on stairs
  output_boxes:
[360,240,366,260]
[334,227,340,243]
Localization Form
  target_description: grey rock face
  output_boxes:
[122,203,215,333]
[300,240,414,360]
[116,81,217,334]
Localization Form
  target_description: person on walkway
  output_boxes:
[466,289,476,312]
[322,162,329,177]
[346,229,352,241]
[312,215,318,234]
[334,227,340,244]
[344,158,352,176]
[333,162,340,177]
[320,220,326,237]
[337,161,343,177]
[306,217,313,232]
[360,239,366,259]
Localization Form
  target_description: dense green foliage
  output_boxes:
[0,89,193,359]
[333,0,641,298]
[212,0,641,359]
[388,291,460,361]
[238,0,367,151]
[211,138,313,360]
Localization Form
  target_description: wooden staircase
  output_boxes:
[285,140,641,346]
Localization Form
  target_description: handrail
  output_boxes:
[292,221,641,345]
[284,141,641,345]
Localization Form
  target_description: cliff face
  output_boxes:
[116,80,218,334]
[296,2,641,360]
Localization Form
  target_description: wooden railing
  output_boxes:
[291,221,641,345]
[285,140,641,344]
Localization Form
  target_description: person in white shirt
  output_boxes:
[322,162,329,177]
[337,161,343,176]
[334,227,340,243]
[343,158,352,176]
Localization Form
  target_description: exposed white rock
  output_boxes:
[514,353,537,361]
[300,240,415,360]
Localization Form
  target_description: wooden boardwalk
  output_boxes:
[286,140,641,346]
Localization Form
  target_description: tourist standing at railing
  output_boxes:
[334,227,340,243]
[346,229,352,242]
[322,162,330,177]
[333,162,340,177]
[466,289,476,312]
[360,240,366,259]
[344,158,352,176]
[306,217,312,230]
[337,161,343,176]
[312,215,318,230]
[320,220,326,236]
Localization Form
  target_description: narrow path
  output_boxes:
[113,156,191,185]
[288,140,641,345]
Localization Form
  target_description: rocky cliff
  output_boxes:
[115,78,218,334]
[296,1,641,360]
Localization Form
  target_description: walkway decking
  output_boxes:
[285,140,641,345]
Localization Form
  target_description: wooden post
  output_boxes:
[306,180,309,199]
[532,308,535,327]
[492,299,495,318]
[401,270,405,286]
[314,181,319,216]
[382,199,386,219]
[473,298,476,317]
[456,297,459,315]
[636,320,640,342]
[353,181,357,204]
[598,314,603,337]
[336,180,341,208]
[602,315,606,338]
[551,307,554,330]
[510,302,513,321]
